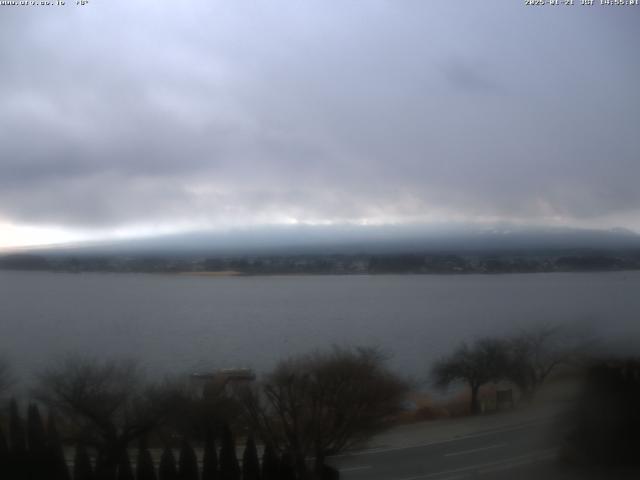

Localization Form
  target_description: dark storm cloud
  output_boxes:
[0,1,639,232]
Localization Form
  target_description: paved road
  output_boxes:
[328,418,564,480]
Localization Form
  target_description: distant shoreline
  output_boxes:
[178,270,243,277]
[2,267,640,277]
[2,249,640,276]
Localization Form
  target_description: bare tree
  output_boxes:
[505,324,578,401]
[238,347,408,479]
[432,338,509,415]
[34,355,178,475]
[158,377,242,442]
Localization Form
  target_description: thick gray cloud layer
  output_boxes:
[1,1,639,234]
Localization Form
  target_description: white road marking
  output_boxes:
[444,443,506,457]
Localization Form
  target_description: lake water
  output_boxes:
[1,270,639,384]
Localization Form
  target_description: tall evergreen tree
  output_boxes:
[47,412,71,480]
[73,443,94,480]
[136,437,157,480]
[260,444,278,480]
[27,404,48,456]
[158,447,178,480]
[178,439,199,480]
[0,425,8,460]
[0,426,12,480]
[278,452,295,480]
[9,399,26,456]
[202,431,219,480]
[117,450,135,480]
[8,400,28,480]
[28,404,49,479]
[95,451,117,480]
[241,435,260,480]
[219,425,240,480]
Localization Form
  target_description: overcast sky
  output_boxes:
[0,1,638,248]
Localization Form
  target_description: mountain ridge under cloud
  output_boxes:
[11,223,640,257]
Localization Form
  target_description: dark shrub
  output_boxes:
[260,444,278,480]
[202,431,219,480]
[241,435,260,480]
[159,447,178,480]
[73,443,94,480]
[136,437,157,480]
[565,359,640,466]
[219,425,240,480]
[178,440,199,480]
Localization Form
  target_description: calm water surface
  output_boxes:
[1,271,639,382]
